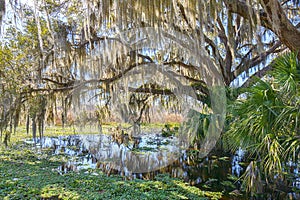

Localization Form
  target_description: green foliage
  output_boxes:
[223,52,300,194]
[0,144,223,200]
[179,110,210,147]
[161,123,179,137]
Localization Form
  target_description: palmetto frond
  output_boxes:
[276,104,300,162]
[224,79,283,154]
[224,52,300,193]
[240,161,263,194]
[271,52,300,99]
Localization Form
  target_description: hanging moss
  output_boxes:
[0,0,296,143]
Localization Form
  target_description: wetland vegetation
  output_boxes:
[1,0,300,199]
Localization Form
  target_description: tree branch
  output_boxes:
[233,40,283,80]
[224,0,300,58]
[240,65,272,88]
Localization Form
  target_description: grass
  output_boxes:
[0,126,223,200]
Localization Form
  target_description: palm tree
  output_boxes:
[223,52,300,195]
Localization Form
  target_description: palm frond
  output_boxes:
[224,52,300,193]
[271,52,300,98]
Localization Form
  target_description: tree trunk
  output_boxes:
[225,0,300,59]
[26,114,30,135]
[260,0,300,58]
[32,115,37,144]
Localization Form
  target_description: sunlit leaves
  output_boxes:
[224,52,300,193]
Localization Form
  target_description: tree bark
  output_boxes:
[260,0,300,57]
[224,0,300,59]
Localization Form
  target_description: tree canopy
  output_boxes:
[0,0,299,136]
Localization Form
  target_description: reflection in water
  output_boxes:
[25,134,300,199]
[231,147,244,177]
[28,134,243,182]
[35,134,182,174]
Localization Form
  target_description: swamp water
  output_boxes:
[24,133,300,199]
[24,133,245,197]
